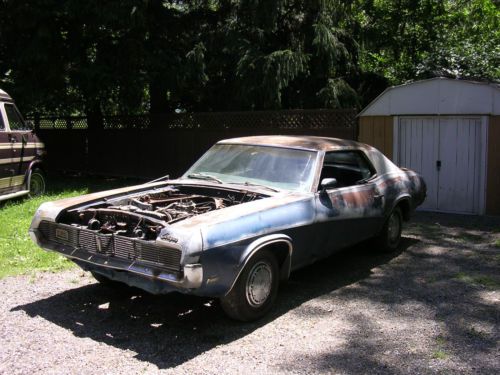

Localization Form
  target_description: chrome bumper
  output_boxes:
[30,229,203,290]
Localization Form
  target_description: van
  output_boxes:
[0,88,46,202]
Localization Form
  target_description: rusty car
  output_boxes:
[0,88,46,202]
[29,136,426,321]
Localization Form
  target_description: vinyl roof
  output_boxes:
[219,135,365,152]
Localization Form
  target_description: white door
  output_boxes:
[398,117,483,214]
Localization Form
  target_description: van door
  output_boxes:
[0,106,14,192]
[3,103,33,191]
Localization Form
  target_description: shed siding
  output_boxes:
[486,116,500,215]
[358,116,393,160]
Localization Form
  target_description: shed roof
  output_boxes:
[359,77,500,116]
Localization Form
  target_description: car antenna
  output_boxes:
[148,174,170,183]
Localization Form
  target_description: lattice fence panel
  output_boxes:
[31,109,356,131]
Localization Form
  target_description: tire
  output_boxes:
[28,168,46,197]
[220,249,279,322]
[374,207,402,253]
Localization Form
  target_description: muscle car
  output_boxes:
[29,136,426,321]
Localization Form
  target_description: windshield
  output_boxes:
[183,144,318,192]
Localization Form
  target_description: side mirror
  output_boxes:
[320,178,337,192]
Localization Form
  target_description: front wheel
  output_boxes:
[28,168,46,197]
[375,207,402,253]
[220,249,279,322]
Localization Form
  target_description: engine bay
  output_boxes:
[58,185,265,241]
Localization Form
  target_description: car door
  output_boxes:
[3,103,32,191]
[314,150,384,258]
[0,104,14,192]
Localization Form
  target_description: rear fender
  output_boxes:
[23,160,44,188]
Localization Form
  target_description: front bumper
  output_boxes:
[30,228,203,292]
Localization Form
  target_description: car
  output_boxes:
[0,89,46,202]
[29,136,426,321]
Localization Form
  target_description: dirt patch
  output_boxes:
[1,212,499,374]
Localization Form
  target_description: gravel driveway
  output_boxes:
[1,212,499,374]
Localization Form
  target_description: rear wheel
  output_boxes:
[220,249,279,322]
[375,207,402,253]
[28,169,46,197]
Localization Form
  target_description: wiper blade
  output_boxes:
[187,173,223,184]
[228,181,281,192]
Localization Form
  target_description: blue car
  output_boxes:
[30,136,426,321]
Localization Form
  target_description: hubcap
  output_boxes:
[388,212,401,243]
[245,261,273,307]
[29,173,45,196]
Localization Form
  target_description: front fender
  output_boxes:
[197,234,293,297]
[237,234,292,282]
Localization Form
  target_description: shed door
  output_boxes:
[398,117,482,214]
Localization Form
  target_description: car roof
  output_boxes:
[217,135,402,175]
[218,135,368,152]
[0,89,13,102]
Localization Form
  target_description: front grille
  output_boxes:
[38,221,181,272]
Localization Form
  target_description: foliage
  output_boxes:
[0,0,497,116]
[417,0,500,81]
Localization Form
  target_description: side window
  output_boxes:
[320,151,375,188]
[0,106,4,130]
[5,104,25,130]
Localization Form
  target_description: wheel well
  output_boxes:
[396,199,411,221]
[261,241,291,281]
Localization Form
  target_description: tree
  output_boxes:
[0,0,497,116]
[417,0,499,81]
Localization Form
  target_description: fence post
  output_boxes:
[34,112,40,131]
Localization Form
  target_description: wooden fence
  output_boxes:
[33,109,358,179]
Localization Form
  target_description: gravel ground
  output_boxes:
[1,212,499,375]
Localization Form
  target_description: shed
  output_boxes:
[358,77,500,215]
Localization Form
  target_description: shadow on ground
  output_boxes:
[13,213,500,372]
[283,212,500,374]
[13,238,412,369]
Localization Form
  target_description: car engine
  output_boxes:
[58,186,264,240]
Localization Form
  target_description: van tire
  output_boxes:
[28,168,46,197]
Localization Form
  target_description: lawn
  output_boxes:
[0,175,142,279]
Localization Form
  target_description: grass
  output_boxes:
[432,336,449,360]
[495,239,500,248]
[454,272,500,289]
[0,175,142,279]
[432,350,448,360]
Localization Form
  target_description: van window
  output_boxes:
[5,104,26,130]
[0,109,4,130]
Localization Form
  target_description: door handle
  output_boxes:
[436,160,441,171]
